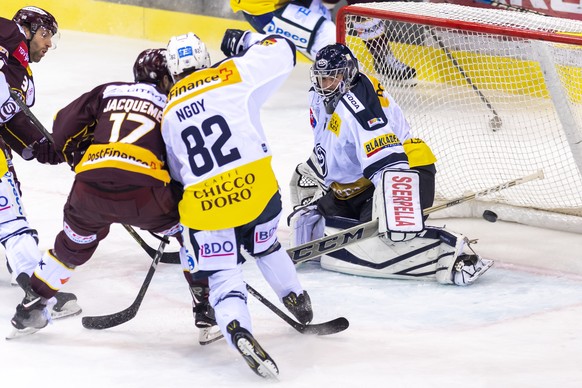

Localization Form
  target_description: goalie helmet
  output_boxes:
[133,49,170,84]
[13,6,58,36]
[310,43,359,99]
[165,32,211,80]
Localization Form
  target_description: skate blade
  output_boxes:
[238,339,279,380]
[50,302,83,320]
[199,326,224,345]
[6,326,40,340]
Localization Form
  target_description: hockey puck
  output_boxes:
[482,210,498,223]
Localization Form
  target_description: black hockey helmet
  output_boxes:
[310,43,359,98]
[133,49,171,84]
[13,6,58,36]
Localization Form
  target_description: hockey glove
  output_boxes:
[32,138,64,165]
[221,29,250,57]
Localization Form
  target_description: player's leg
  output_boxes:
[242,192,313,324]
[242,0,336,60]
[182,226,278,378]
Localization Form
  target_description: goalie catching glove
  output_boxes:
[373,168,424,242]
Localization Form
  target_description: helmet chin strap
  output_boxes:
[324,92,344,114]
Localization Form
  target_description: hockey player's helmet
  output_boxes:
[310,43,359,98]
[13,6,58,37]
[165,32,211,81]
[133,49,171,84]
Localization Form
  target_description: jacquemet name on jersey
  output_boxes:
[103,98,163,122]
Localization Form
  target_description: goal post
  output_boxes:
[337,2,582,233]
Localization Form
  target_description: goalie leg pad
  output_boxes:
[373,169,424,241]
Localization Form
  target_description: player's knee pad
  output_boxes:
[32,250,75,293]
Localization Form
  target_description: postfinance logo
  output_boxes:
[166,61,242,111]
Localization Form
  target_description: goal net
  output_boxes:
[337,1,582,233]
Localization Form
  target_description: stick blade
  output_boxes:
[82,307,137,330]
[299,317,350,335]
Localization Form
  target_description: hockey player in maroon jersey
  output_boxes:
[8,49,220,343]
[0,6,81,320]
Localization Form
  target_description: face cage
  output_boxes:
[310,66,348,98]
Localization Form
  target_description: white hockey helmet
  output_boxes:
[165,32,211,80]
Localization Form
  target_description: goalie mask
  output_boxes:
[310,43,359,100]
[165,32,211,81]
[133,49,170,84]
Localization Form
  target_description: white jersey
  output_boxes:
[162,35,296,230]
[309,73,412,189]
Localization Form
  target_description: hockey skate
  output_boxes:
[227,320,279,379]
[194,303,223,345]
[191,285,224,345]
[373,51,417,86]
[50,292,82,319]
[452,254,494,286]
[283,291,313,324]
[7,289,50,340]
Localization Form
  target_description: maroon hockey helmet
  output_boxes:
[13,6,58,36]
[133,49,171,84]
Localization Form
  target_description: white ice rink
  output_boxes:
[1,31,582,388]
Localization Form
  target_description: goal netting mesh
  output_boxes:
[337,2,582,232]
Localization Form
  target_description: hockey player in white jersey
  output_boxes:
[289,43,493,285]
[162,30,313,379]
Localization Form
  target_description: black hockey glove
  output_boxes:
[221,29,250,57]
[32,137,64,165]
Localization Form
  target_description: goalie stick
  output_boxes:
[81,236,169,329]
[246,284,349,335]
[290,170,544,265]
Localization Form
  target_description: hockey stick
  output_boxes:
[290,170,544,265]
[8,90,181,264]
[427,28,503,131]
[122,232,349,335]
[81,235,169,329]
[9,89,55,142]
[246,284,349,335]
[122,224,181,264]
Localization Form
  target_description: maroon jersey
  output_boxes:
[52,81,171,187]
[0,16,44,157]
